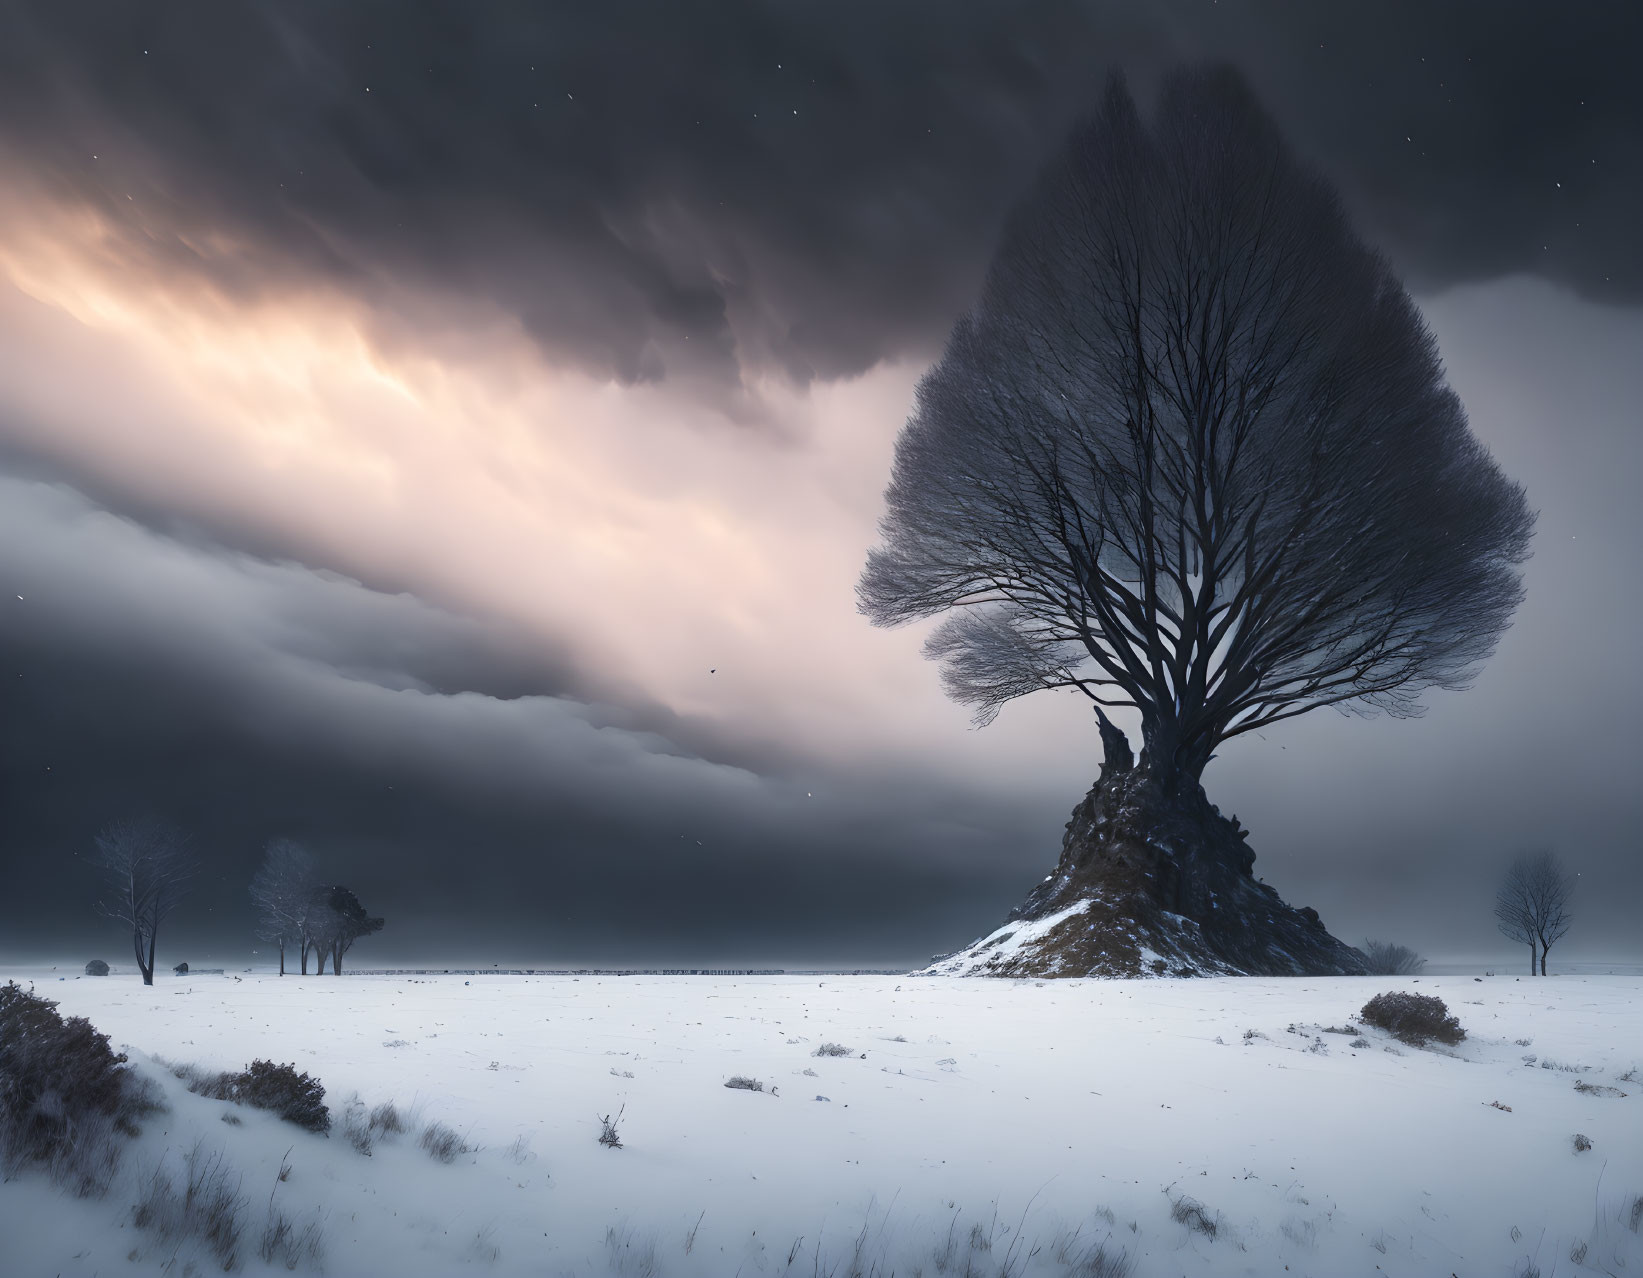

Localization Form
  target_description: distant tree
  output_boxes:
[1362,939,1426,976]
[90,818,195,987]
[305,885,384,975]
[83,959,109,977]
[302,884,334,975]
[1494,879,1537,975]
[250,839,319,976]
[1495,851,1573,975]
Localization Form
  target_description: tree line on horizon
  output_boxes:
[87,817,383,985]
[249,838,383,976]
[82,815,1575,981]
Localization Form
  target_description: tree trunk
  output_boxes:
[1528,942,1535,975]
[1134,711,1219,806]
[146,929,157,986]
[927,742,1366,978]
[1539,943,1549,976]
[133,927,153,986]
[314,948,328,975]
[277,937,285,976]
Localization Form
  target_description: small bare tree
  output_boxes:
[1494,880,1537,976]
[1362,939,1426,976]
[250,839,319,976]
[90,817,195,986]
[1495,851,1574,975]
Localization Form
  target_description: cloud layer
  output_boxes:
[0,1,1635,392]
[0,6,1638,966]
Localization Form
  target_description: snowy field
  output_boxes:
[2,968,1640,1277]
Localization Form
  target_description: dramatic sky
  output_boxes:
[1,1,1638,968]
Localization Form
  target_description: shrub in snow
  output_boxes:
[1049,1223,1133,1278]
[84,960,109,977]
[172,961,189,975]
[259,1205,325,1270]
[597,1106,624,1149]
[367,1100,407,1136]
[131,1141,246,1270]
[1359,991,1464,1046]
[237,1060,330,1133]
[339,1098,373,1155]
[174,1058,330,1133]
[419,1119,472,1163]
[813,1042,852,1057]
[1168,1193,1221,1240]
[1573,1133,1593,1152]
[0,981,162,1194]
[1361,940,1426,976]
[724,1075,765,1092]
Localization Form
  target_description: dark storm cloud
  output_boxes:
[0,1,1635,391]
[1178,2,1643,303]
[1,2,1639,971]
[0,473,1046,964]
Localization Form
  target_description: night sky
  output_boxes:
[1,2,1638,968]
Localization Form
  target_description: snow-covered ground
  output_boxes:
[2,968,1640,1277]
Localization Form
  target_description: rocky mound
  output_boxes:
[926,743,1367,979]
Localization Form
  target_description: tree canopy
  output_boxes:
[860,68,1534,792]
[309,885,384,974]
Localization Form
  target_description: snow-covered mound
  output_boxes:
[930,755,1367,979]
[1,968,1639,1277]
[923,896,1243,979]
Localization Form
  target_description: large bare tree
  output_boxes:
[90,818,195,986]
[1495,851,1573,975]
[249,838,318,976]
[860,69,1535,976]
